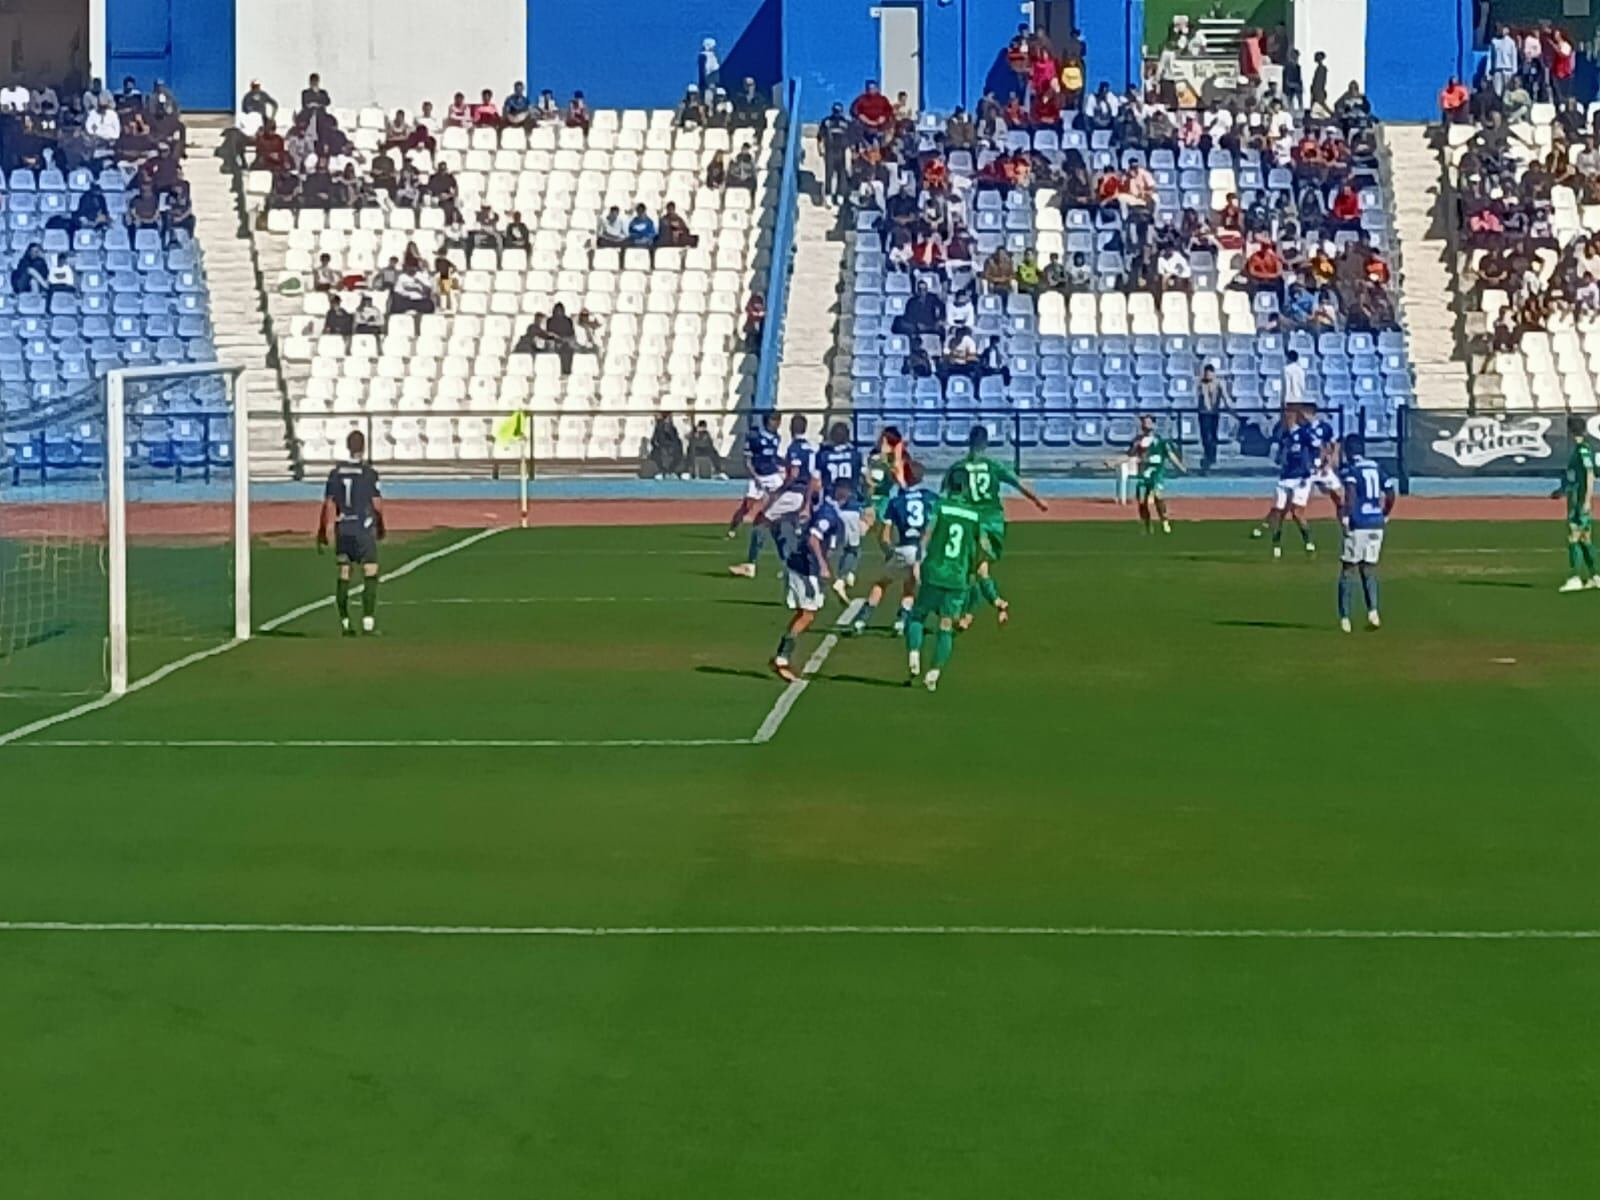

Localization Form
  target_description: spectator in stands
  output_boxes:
[114,76,143,113]
[1240,238,1284,301]
[444,92,470,128]
[903,340,935,378]
[698,38,721,100]
[302,156,337,208]
[1308,51,1330,116]
[686,421,724,479]
[1156,244,1192,296]
[982,246,1016,294]
[529,89,558,124]
[300,73,330,120]
[127,181,163,235]
[470,204,501,251]
[1440,77,1471,125]
[1487,26,1518,97]
[1014,248,1041,295]
[1502,75,1533,125]
[251,119,288,173]
[742,292,767,351]
[657,201,697,249]
[1334,82,1372,132]
[71,181,111,233]
[1282,49,1304,112]
[977,336,1010,388]
[10,243,48,294]
[626,204,657,248]
[313,253,340,292]
[516,313,553,355]
[727,144,758,193]
[268,169,300,211]
[938,323,979,389]
[732,77,766,132]
[675,86,710,130]
[1195,363,1230,473]
[648,413,685,477]
[817,104,850,205]
[371,256,401,291]
[596,206,629,248]
[504,211,530,251]
[433,252,458,312]
[850,80,894,137]
[427,162,458,207]
[565,92,590,132]
[150,96,185,157]
[441,204,468,252]
[1065,252,1092,292]
[393,161,423,210]
[894,280,945,337]
[284,119,316,173]
[241,80,278,124]
[546,303,577,374]
[163,178,194,245]
[945,284,976,330]
[323,293,354,339]
[141,140,183,195]
[1551,28,1576,103]
[471,89,500,127]
[85,96,120,155]
[503,82,531,128]
[353,293,384,341]
[705,149,727,190]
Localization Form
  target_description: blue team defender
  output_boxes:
[1329,434,1398,632]
[814,422,866,602]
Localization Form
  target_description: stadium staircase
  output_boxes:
[775,136,845,420]
[1388,122,1472,410]
[186,117,289,476]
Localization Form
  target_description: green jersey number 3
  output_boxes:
[943,523,965,558]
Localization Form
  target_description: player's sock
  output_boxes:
[854,601,876,628]
[1582,541,1597,577]
[932,627,955,669]
[905,619,925,653]
[336,576,351,621]
[775,633,796,663]
[977,576,1001,607]
[1296,519,1312,546]
[1360,565,1379,614]
[746,526,765,564]
[1337,567,1354,620]
[361,576,379,624]
[839,544,861,582]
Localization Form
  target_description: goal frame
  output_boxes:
[105,363,251,695]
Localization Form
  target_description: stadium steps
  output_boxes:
[1387,122,1471,411]
[775,135,845,421]
[185,118,295,477]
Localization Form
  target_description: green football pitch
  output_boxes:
[2,518,1598,1196]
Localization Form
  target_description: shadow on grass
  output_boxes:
[259,629,313,638]
[695,664,774,682]
[713,597,784,608]
[821,672,908,690]
[1213,618,1318,630]
[1456,579,1538,590]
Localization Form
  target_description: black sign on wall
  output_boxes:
[1403,411,1585,478]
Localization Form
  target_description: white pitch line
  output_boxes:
[19,737,751,749]
[753,598,864,745]
[0,527,505,748]
[383,596,698,606]
[0,922,1596,941]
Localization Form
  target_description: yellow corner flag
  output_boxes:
[494,410,528,448]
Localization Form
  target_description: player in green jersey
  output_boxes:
[906,466,983,691]
[865,426,908,528]
[1117,413,1186,533]
[953,425,1048,629]
[1553,415,1598,592]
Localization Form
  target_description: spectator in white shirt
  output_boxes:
[0,80,31,113]
[85,98,121,147]
[1157,247,1192,295]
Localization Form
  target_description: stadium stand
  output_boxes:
[0,85,228,483]
[233,94,782,468]
[832,35,1413,470]
[1444,26,1600,414]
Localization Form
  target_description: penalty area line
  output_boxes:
[753,598,864,744]
[18,737,753,749]
[0,527,506,749]
[0,922,1596,941]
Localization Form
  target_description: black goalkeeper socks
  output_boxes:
[335,576,351,620]
[362,576,379,620]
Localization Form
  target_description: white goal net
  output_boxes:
[0,364,249,704]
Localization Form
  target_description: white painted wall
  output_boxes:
[1292,0,1367,108]
[235,0,527,115]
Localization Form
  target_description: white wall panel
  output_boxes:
[1292,0,1367,108]
[236,0,526,115]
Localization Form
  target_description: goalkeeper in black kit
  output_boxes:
[317,430,386,636]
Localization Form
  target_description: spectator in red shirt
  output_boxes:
[1330,182,1362,228]
[565,92,590,131]
[850,80,894,136]
[470,89,500,127]
[1439,77,1471,124]
[1552,30,1577,103]
[1030,86,1062,130]
[1241,238,1284,301]
[445,92,470,127]
[1003,93,1026,129]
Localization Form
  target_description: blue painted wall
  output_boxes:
[1365,0,1472,120]
[1076,0,1143,95]
[108,0,235,109]
[529,0,782,109]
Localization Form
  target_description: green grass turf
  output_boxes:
[2,517,1599,1196]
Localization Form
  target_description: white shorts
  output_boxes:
[1341,527,1384,565]
[784,569,825,611]
[745,470,784,501]
[880,544,919,581]
[1311,467,1340,493]
[839,509,863,549]
[1274,477,1312,509]
[765,489,808,521]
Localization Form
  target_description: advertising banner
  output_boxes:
[1403,411,1581,477]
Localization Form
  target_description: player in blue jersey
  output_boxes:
[316,430,386,636]
[731,413,817,578]
[1327,433,1397,632]
[1303,403,1342,514]
[1262,406,1317,558]
[815,422,866,602]
[725,410,783,546]
[852,458,937,635]
[770,476,852,682]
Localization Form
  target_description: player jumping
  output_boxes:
[1264,406,1316,558]
[1328,434,1397,632]
[814,421,865,602]
[770,477,850,682]
[853,458,937,635]
[731,413,816,578]
[1553,414,1598,592]
[317,430,386,636]
[953,425,1048,629]
[1116,413,1184,533]
[726,411,784,561]
[906,466,982,691]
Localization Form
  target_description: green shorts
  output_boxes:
[977,514,1006,561]
[1569,512,1592,538]
[1136,475,1165,501]
[912,582,969,622]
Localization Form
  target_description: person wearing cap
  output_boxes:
[241,80,278,123]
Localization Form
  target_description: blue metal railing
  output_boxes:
[753,79,804,413]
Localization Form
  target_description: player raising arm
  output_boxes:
[1327,434,1396,632]
[1552,415,1598,592]
[317,430,386,636]
[853,458,938,635]
[1113,414,1185,534]
[865,425,908,531]
[955,425,1048,629]
[770,477,851,683]
[732,413,816,578]
[906,466,983,691]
